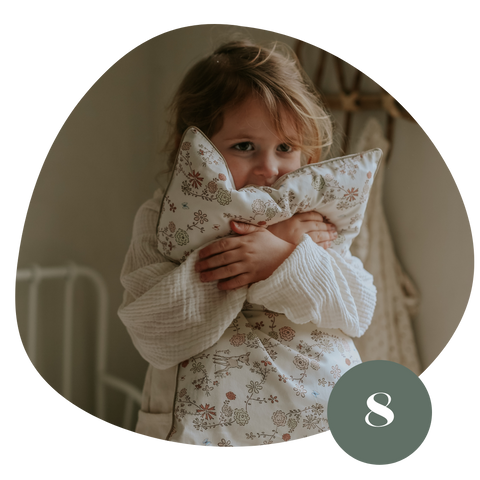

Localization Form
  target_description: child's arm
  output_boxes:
[195,214,336,291]
[247,234,377,337]
[196,221,295,291]
[267,212,337,249]
[196,222,376,337]
[118,194,247,370]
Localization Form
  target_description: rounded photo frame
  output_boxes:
[10,17,477,475]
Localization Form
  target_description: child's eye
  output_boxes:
[277,143,293,153]
[233,142,254,152]
[232,142,293,153]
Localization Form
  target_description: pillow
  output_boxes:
[157,127,382,263]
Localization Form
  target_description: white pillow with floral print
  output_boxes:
[157,127,382,263]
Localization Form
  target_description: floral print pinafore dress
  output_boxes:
[167,302,361,446]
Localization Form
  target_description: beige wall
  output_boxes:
[16,25,473,428]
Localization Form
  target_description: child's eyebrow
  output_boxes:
[223,131,293,143]
[223,131,258,141]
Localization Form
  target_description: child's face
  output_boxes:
[210,96,302,189]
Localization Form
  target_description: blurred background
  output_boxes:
[15,24,473,431]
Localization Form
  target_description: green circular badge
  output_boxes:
[327,360,432,465]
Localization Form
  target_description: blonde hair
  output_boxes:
[164,40,333,170]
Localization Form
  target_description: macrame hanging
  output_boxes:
[294,41,422,374]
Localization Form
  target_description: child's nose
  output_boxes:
[254,151,279,181]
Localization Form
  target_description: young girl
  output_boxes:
[118,40,376,445]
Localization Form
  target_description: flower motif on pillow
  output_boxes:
[157,127,383,263]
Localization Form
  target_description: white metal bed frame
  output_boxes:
[16,263,142,430]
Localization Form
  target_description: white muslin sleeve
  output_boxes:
[246,234,377,337]
[117,191,247,370]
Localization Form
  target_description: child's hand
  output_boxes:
[195,221,295,291]
[267,211,337,249]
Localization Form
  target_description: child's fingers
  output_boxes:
[217,273,251,291]
[297,212,333,226]
[199,261,247,283]
[312,237,333,249]
[230,220,266,235]
[196,248,242,272]
[307,229,337,244]
[305,222,337,238]
[312,222,335,232]
[297,212,337,231]
[295,211,324,222]
[198,236,240,260]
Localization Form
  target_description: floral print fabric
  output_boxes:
[157,127,382,263]
[168,303,361,446]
